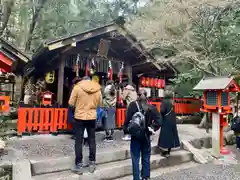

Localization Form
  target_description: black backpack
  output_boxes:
[127,101,147,139]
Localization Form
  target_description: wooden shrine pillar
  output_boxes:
[125,63,132,84]
[57,57,65,105]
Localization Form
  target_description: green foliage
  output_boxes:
[1,0,145,52]
[163,2,240,96]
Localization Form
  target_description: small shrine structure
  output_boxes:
[193,76,240,157]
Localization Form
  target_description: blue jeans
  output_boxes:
[236,136,240,149]
[130,136,151,180]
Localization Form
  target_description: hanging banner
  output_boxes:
[75,54,80,77]
[108,60,113,80]
[119,62,124,83]
[89,57,96,75]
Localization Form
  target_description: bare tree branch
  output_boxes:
[24,0,48,51]
[0,0,15,36]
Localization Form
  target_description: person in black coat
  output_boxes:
[123,88,162,180]
[158,91,180,157]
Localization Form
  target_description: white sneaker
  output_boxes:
[122,135,131,141]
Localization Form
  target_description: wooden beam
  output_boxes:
[65,50,125,63]
[47,45,74,65]
[48,25,117,51]
[57,57,65,105]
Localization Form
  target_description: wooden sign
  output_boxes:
[97,39,110,57]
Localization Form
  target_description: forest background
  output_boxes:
[1,0,240,96]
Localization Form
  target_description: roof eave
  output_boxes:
[46,23,117,51]
[0,38,30,63]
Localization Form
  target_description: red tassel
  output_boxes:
[108,68,113,80]
[119,71,122,83]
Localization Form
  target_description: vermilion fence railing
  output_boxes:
[0,96,10,113]
[18,98,201,134]
[116,98,201,128]
[18,108,68,135]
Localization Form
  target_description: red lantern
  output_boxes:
[161,79,165,88]
[145,77,150,87]
[154,78,158,88]
[157,79,161,88]
[150,78,154,87]
[140,77,146,87]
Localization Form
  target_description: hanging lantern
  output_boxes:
[145,77,150,87]
[154,78,158,88]
[157,79,161,88]
[140,76,146,87]
[45,71,55,84]
[89,68,95,75]
[150,78,154,87]
[161,79,165,88]
[92,75,99,83]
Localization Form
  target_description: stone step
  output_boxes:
[114,161,199,180]
[32,150,193,180]
[31,146,161,175]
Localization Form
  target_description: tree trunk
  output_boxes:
[0,0,15,35]
[24,0,48,51]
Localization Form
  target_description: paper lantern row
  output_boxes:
[140,77,165,88]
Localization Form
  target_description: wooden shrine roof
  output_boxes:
[193,76,240,91]
[28,21,176,77]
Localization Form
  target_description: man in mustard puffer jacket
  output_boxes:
[69,76,102,174]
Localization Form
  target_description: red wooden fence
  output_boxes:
[18,98,200,134]
[18,108,68,135]
[0,96,10,113]
[116,98,200,128]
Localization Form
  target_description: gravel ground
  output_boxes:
[0,125,216,161]
[228,146,240,162]
[153,164,240,180]
[2,133,130,161]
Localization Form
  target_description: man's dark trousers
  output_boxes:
[74,119,96,165]
[130,136,151,180]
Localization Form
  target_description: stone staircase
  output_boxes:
[31,146,197,180]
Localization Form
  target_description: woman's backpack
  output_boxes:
[127,101,146,139]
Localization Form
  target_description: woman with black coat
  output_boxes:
[158,91,180,157]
